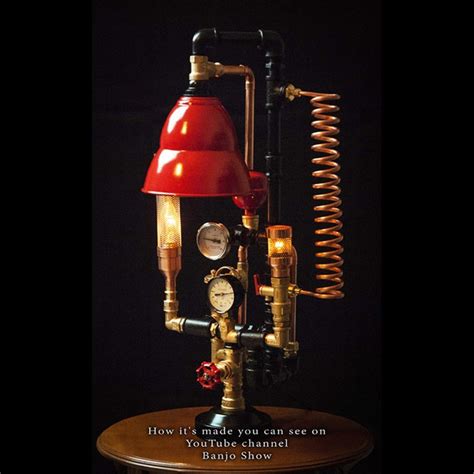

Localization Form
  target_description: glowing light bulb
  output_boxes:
[166,215,176,227]
[274,240,284,251]
[267,225,292,257]
[156,195,182,248]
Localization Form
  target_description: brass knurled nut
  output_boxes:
[157,247,182,272]
[267,225,292,240]
[269,259,291,277]
[242,214,259,231]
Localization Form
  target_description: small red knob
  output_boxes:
[196,361,222,390]
[253,274,262,296]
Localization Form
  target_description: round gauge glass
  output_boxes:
[196,222,231,260]
[207,277,236,313]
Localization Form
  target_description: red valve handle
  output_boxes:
[253,274,262,296]
[196,361,222,390]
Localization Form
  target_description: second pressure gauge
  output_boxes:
[207,275,244,314]
[196,222,231,260]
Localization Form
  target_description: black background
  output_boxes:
[92,1,381,473]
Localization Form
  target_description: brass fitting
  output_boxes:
[214,312,239,345]
[215,360,233,381]
[283,341,300,358]
[211,336,224,363]
[207,310,245,411]
[269,256,292,278]
[163,293,178,318]
[215,348,227,361]
[284,83,302,101]
[217,347,245,412]
[189,55,210,81]
[236,248,249,291]
[209,321,219,337]
[265,328,290,349]
[189,55,225,81]
[213,62,225,77]
[242,214,259,231]
[158,247,183,333]
[258,282,322,300]
[271,276,291,318]
[209,310,238,344]
[263,225,293,349]
[257,284,274,298]
[165,317,185,333]
[289,285,322,299]
[267,225,293,278]
[264,275,291,349]
[267,224,292,243]
[237,212,259,326]
[158,246,181,276]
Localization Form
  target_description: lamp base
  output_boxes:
[195,406,271,441]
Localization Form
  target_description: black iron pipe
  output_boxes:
[182,317,214,337]
[237,324,266,348]
[191,28,284,57]
[265,55,284,225]
[182,319,265,349]
[191,28,218,54]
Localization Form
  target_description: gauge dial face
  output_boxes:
[196,222,231,260]
[208,277,236,314]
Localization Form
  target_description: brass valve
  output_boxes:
[196,361,222,390]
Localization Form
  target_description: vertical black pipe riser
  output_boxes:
[264,55,284,225]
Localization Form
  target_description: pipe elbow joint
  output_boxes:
[264,328,290,349]
[165,316,185,333]
[192,28,218,55]
[258,30,284,57]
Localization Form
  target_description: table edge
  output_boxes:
[96,406,374,473]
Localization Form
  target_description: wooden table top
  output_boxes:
[97,406,373,473]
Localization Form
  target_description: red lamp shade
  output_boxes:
[142,96,251,197]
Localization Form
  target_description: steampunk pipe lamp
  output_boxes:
[142,28,344,438]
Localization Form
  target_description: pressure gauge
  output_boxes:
[196,222,231,260]
[207,275,244,314]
